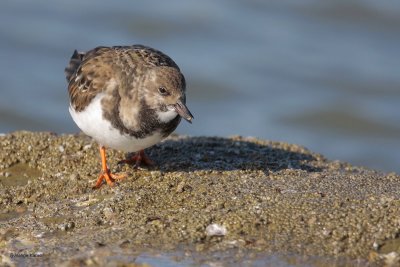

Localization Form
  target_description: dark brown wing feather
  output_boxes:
[120,45,180,70]
[65,47,116,111]
[65,45,180,112]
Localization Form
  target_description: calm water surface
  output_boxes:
[1,0,400,173]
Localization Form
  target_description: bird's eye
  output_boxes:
[158,87,169,96]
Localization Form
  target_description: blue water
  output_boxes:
[1,0,400,173]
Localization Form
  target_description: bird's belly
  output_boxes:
[69,94,163,152]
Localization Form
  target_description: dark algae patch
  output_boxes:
[0,131,399,266]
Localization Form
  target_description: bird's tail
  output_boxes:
[64,50,85,82]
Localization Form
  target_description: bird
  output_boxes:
[65,45,193,188]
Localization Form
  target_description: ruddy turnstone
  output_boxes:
[65,45,193,188]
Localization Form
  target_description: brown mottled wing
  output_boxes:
[65,47,116,112]
[122,45,180,70]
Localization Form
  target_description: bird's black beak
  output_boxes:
[174,99,194,123]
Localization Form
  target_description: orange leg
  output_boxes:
[93,146,126,189]
[119,149,155,168]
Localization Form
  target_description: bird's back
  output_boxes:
[65,45,180,83]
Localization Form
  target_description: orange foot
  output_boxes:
[119,150,155,168]
[93,170,126,189]
[92,145,127,189]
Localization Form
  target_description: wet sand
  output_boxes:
[0,131,399,266]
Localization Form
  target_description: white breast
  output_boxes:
[69,94,164,152]
[157,109,178,123]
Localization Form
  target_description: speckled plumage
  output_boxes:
[65,45,193,147]
[65,45,193,188]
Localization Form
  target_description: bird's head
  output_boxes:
[143,66,193,123]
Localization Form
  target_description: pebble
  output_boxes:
[206,223,227,236]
